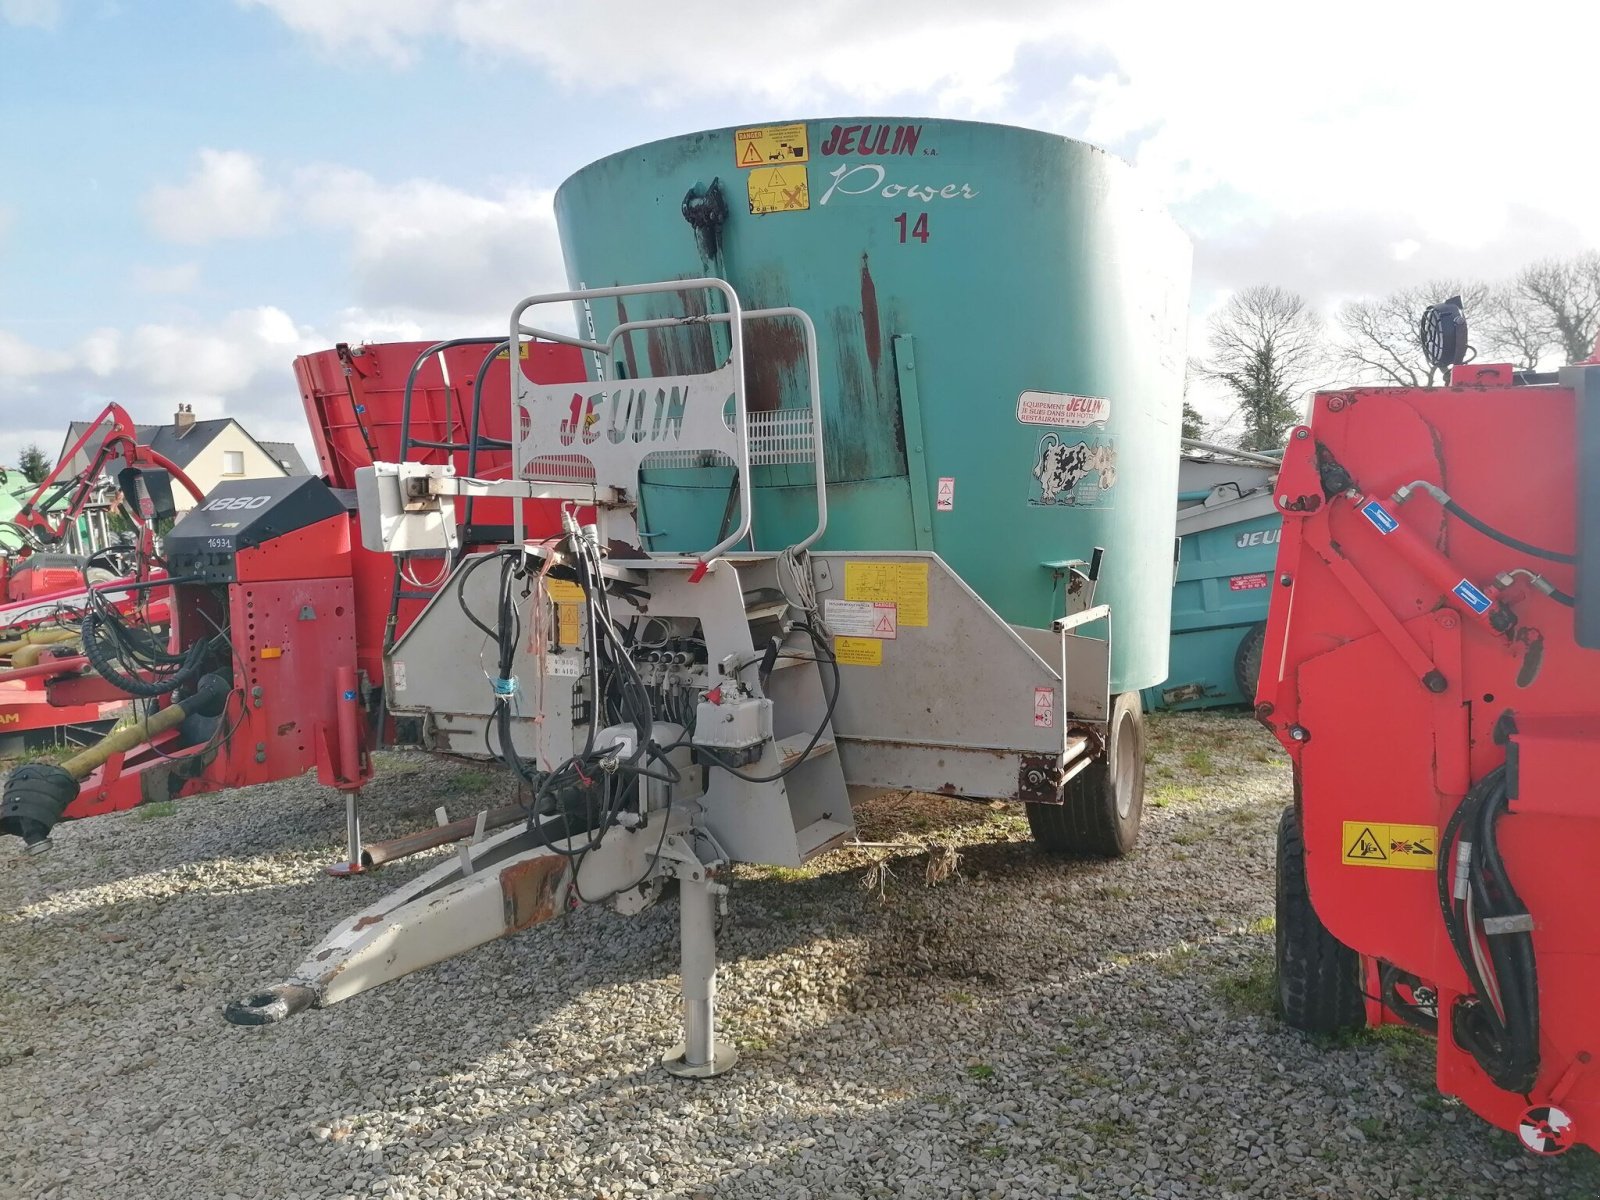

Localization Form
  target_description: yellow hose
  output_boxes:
[10,639,79,669]
[0,628,80,658]
[60,699,194,782]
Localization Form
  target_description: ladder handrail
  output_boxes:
[397,337,504,468]
[605,306,828,553]
[508,279,752,565]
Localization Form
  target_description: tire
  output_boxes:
[1234,621,1267,702]
[1275,807,1366,1035]
[1026,691,1145,857]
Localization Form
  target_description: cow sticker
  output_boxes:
[1028,433,1117,508]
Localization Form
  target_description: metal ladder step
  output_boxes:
[776,733,836,770]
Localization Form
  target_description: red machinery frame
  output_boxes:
[1258,360,1599,1155]
[2,340,589,843]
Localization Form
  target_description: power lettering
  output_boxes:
[818,163,979,205]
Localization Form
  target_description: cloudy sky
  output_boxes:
[2,0,1596,468]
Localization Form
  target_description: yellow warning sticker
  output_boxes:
[834,636,882,666]
[1341,821,1439,871]
[494,342,532,359]
[545,579,583,645]
[844,560,929,626]
[734,123,809,168]
[747,165,809,215]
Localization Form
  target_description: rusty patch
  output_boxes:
[276,721,297,736]
[742,317,804,413]
[615,295,641,380]
[936,783,960,795]
[859,254,881,375]
[1017,753,1062,804]
[501,856,569,932]
[644,287,717,381]
[352,914,383,932]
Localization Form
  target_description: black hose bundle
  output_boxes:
[79,586,213,698]
[467,539,678,863]
[1437,764,1541,1094]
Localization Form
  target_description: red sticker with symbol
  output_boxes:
[1033,687,1055,729]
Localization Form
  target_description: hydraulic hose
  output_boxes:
[1396,480,1574,565]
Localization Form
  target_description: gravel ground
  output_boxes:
[2,711,1597,1200]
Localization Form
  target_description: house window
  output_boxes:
[222,451,244,475]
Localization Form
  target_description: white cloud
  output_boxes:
[1,0,60,28]
[235,0,442,66]
[0,308,324,469]
[143,149,284,244]
[294,166,566,319]
[0,330,72,378]
[131,262,201,294]
[241,0,1070,107]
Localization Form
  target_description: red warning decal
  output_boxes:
[1034,687,1055,729]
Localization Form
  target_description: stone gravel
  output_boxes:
[2,712,1596,1199]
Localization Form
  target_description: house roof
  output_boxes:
[258,441,311,476]
[59,418,234,474]
[57,418,311,479]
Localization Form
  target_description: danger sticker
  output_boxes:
[1229,573,1269,591]
[1341,821,1439,870]
[1033,686,1055,729]
[824,598,898,639]
[834,636,882,667]
[735,123,809,168]
[936,477,954,511]
[747,164,809,214]
[1017,390,1111,429]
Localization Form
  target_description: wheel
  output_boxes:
[1234,621,1266,702]
[86,545,137,578]
[1275,807,1365,1035]
[1026,691,1145,857]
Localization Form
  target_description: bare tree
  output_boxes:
[1485,252,1600,366]
[1336,279,1491,387]
[1202,285,1324,452]
[1478,287,1549,369]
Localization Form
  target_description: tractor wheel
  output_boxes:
[1026,691,1144,857]
[1275,807,1365,1035]
[1234,621,1267,702]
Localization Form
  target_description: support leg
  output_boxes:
[662,866,738,1079]
[324,789,365,877]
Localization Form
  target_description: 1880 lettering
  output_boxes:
[202,495,271,512]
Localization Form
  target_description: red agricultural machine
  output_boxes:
[1260,300,1600,1156]
[0,339,586,854]
[0,405,208,751]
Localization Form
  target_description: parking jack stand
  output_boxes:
[662,864,738,1079]
[324,790,365,877]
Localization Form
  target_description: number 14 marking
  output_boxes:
[894,212,930,244]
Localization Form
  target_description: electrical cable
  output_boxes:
[1436,764,1540,1094]
[694,620,839,784]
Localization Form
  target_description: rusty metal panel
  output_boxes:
[501,853,570,932]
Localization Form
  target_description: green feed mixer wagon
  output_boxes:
[229,118,1192,1077]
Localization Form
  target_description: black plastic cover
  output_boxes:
[165,476,345,582]
[1569,364,1600,649]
